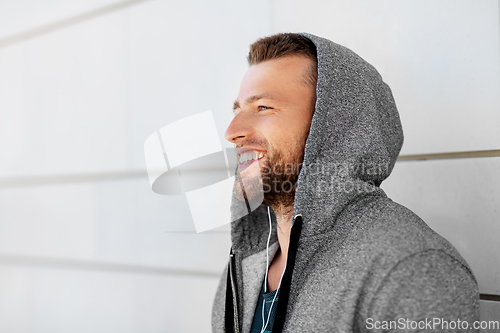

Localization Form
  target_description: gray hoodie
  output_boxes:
[212,33,479,333]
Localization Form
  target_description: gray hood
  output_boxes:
[231,33,403,250]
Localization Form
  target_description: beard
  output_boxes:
[233,138,304,210]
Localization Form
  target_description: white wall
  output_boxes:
[0,0,498,332]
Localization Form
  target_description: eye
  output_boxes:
[258,105,272,111]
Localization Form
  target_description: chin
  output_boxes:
[233,170,264,204]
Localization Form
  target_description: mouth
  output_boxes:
[236,149,266,171]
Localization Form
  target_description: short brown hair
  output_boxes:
[248,33,318,88]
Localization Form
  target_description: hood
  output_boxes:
[231,33,404,253]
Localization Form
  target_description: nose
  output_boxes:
[224,112,254,144]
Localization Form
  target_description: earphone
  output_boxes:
[260,206,287,333]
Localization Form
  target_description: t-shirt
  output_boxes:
[250,282,280,333]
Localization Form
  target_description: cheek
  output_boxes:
[258,111,312,158]
[263,113,307,136]
[285,115,312,147]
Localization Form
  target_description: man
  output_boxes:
[212,33,479,333]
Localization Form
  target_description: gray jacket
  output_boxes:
[212,33,479,333]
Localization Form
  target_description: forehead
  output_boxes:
[236,55,313,103]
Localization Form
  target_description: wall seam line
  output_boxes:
[0,253,221,278]
[0,0,151,49]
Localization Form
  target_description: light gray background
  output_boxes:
[0,0,498,332]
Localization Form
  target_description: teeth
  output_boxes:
[238,151,264,165]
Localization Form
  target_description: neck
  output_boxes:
[265,201,294,292]
[270,202,294,261]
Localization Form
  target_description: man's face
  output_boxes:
[225,55,316,206]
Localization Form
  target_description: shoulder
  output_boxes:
[339,198,479,323]
[366,249,480,328]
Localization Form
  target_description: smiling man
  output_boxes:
[212,33,479,333]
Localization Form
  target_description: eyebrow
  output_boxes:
[233,93,280,112]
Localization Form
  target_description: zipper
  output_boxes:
[229,252,240,333]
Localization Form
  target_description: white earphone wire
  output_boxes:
[260,206,286,333]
